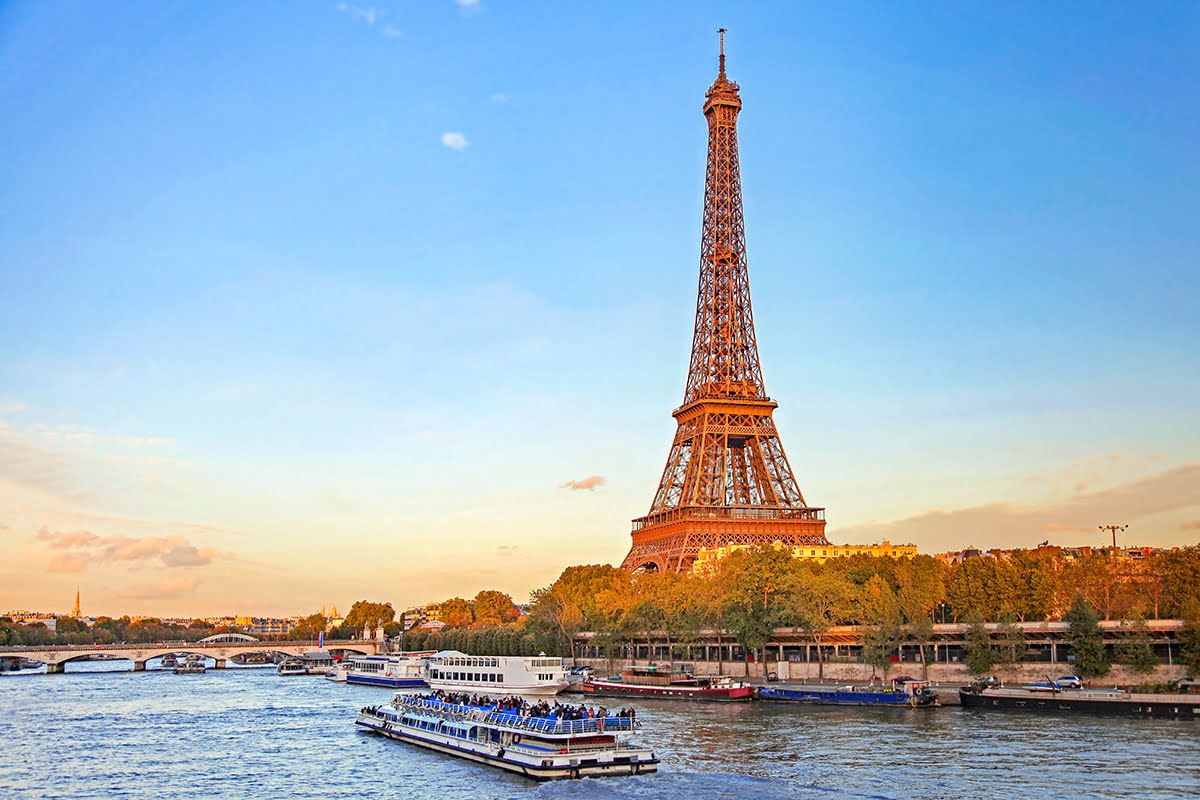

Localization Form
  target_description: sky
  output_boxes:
[1,1,1198,618]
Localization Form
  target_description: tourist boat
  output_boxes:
[425,651,570,697]
[581,666,754,702]
[324,660,351,682]
[356,693,658,780]
[960,685,1200,718]
[343,653,433,688]
[758,678,938,708]
[276,659,308,676]
[160,654,178,668]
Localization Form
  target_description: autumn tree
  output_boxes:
[717,545,796,675]
[439,598,474,628]
[289,613,327,640]
[344,601,396,634]
[858,574,902,681]
[473,590,520,626]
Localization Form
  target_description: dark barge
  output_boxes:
[960,686,1200,719]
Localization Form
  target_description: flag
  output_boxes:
[318,630,324,648]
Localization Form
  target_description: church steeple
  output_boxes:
[71,587,80,618]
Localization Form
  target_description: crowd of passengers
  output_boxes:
[407,690,636,721]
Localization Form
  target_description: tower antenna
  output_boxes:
[718,28,727,77]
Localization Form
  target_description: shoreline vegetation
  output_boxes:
[6,546,1199,682]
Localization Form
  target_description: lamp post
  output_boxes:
[1099,524,1127,550]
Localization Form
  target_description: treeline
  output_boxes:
[0,616,226,646]
[522,545,1200,677]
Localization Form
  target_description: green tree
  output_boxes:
[995,615,1026,669]
[787,569,853,681]
[1065,596,1109,680]
[858,575,901,681]
[1114,611,1158,674]
[963,612,996,675]
[717,545,796,675]
[289,613,326,640]
[1179,604,1200,679]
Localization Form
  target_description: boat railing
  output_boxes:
[391,696,637,734]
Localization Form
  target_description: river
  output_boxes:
[2,661,1197,799]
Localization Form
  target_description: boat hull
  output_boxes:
[347,674,428,689]
[356,712,658,780]
[960,688,1200,718]
[758,686,936,708]
[426,678,567,697]
[582,681,753,702]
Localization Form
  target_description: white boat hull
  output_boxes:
[356,711,656,780]
[425,677,568,697]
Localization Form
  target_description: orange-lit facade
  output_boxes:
[620,33,829,573]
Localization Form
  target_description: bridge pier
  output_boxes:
[46,663,64,674]
[133,660,146,671]
[213,659,227,669]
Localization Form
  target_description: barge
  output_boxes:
[758,678,937,708]
[356,694,658,780]
[960,686,1200,718]
[582,666,754,702]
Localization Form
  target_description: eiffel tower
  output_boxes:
[620,31,829,573]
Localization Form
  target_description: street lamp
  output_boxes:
[1099,524,1127,550]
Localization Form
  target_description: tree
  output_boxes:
[1179,604,1200,679]
[787,569,853,681]
[858,575,902,681]
[289,613,326,640]
[716,545,796,675]
[994,615,1026,678]
[472,590,519,627]
[1065,596,1109,680]
[1114,612,1158,674]
[344,601,395,634]
[439,598,473,628]
[963,612,996,675]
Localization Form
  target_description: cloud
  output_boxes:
[833,463,1200,551]
[1182,520,1200,531]
[0,402,25,414]
[441,132,469,151]
[455,0,480,12]
[382,24,402,38]
[560,475,606,491]
[489,92,509,103]
[34,527,234,572]
[337,3,378,25]
[497,545,518,558]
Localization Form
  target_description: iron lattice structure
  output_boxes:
[620,33,829,573]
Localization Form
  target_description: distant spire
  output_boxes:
[718,28,727,78]
[72,587,80,618]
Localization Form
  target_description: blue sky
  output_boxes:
[1,1,1198,616]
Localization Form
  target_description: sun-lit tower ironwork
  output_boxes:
[621,31,829,573]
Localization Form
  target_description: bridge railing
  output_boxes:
[0,639,377,654]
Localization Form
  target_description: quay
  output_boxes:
[0,638,379,674]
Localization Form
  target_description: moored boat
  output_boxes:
[276,659,308,676]
[173,658,206,675]
[758,678,937,708]
[581,666,754,702]
[343,653,432,688]
[960,685,1200,718]
[425,651,570,696]
[160,654,178,668]
[356,693,658,780]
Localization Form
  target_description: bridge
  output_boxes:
[0,639,380,673]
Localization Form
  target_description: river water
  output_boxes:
[2,661,1198,799]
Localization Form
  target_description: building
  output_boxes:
[691,539,918,575]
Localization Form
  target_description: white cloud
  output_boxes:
[338,3,378,26]
[382,24,403,38]
[455,0,480,12]
[489,92,509,103]
[441,132,469,151]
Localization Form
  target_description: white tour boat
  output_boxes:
[425,651,570,696]
[356,693,658,781]
[342,653,433,688]
[276,659,308,676]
